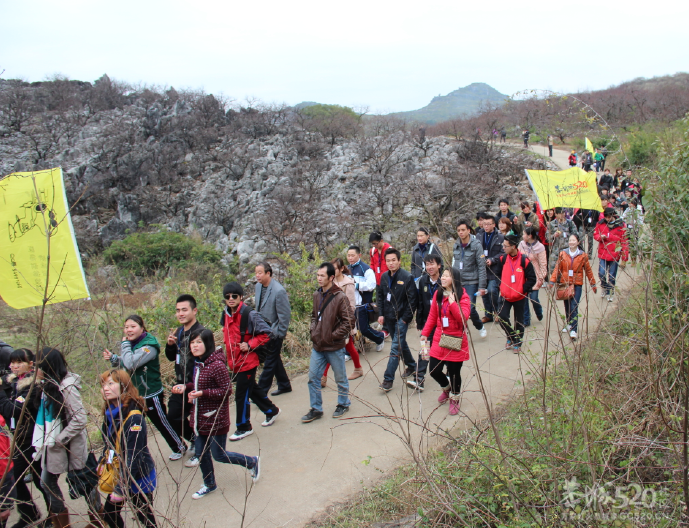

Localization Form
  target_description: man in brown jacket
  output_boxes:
[302,262,356,423]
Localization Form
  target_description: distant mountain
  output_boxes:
[391,83,507,124]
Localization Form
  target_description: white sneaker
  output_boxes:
[601,290,607,298]
[185,455,199,468]
[479,326,487,338]
[344,355,351,362]
[608,295,614,303]
[569,330,577,339]
[192,485,217,500]
[376,341,384,352]
[562,326,570,333]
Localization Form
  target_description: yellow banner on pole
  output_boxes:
[0,168,90,309]
[585,137,595,155]
[524,167,603,212]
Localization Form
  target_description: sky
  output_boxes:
[2,0,687,114]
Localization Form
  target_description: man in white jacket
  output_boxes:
[346,246,385,352]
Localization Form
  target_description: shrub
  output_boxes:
[102,227,224,277]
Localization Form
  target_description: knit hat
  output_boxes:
[223,282,243,297]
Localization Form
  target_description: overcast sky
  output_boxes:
[2,0,687,114]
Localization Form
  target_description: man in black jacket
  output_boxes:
[406,254,442,392]
[377,248,417,392]
[493,235,537,354]
[479,217,505,323]
[165,294,203,463]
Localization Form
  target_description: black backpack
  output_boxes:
[220,305,269,364]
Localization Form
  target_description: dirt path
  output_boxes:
[9,145,619,528]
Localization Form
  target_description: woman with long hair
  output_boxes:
[33,347,101,528]
[321,257,364,387]
[419,268,471,416]
[99,369,157,528]
[549,234,597,340]
[103,315,187,461]
[0,348,50,528]
[518,227,547,326]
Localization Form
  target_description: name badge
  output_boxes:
[10,417,14,429]
[511,275,516,283]
[318,312,322,322]
[484,250,488,256]
[176,354,180,364]
[568,270,574,277]
[107,450,115,464]
[386,293,391,301]
[442,317,449,327]
[459,262,463,270]
[377,267,380,273]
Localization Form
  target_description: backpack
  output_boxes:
[220,306,269,364]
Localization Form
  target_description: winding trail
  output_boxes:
[10,143,630,528]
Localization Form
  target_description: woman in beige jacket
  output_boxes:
[33,347,102,528]
[518,226,547,326]
[321,258,364,387]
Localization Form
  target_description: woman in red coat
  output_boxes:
[420,267,471,416]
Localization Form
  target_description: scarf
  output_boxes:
[567,247,582,258]
[130,331,148,347]
[105,403,122,437]
[32,393,62,458]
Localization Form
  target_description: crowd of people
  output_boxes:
[0,161,640,525]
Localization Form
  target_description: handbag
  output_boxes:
[98,409,142,494]
[439,333,463,351]
[67,452,99,499]
[556,283,575,300]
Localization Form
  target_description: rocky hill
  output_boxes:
[0,76,547,269]
[391,83,507,124]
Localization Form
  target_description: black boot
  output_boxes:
[10,502,40,528]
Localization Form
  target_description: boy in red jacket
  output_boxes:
[593,208,629,302]
[221,282,280,441]
[493,235,537,353]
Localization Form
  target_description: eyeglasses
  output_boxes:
[224,294,240,300]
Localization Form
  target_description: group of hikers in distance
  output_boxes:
[0,167,639,525]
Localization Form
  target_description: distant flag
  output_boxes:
[524,167,603,212]
[585,137,595,155]
[0,168,90,309]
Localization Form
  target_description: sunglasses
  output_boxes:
[224,294,240,300]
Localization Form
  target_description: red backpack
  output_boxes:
[499,253,530,302]
[0,415,12,477]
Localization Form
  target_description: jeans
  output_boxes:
[462,284,485,330]
[383,319,416,382]
[548,145,553,157]
[599,260,619,295]
[308,347,350,412]
[563,285,583,332]
[497,297,526,347]
[194,434,256,489]
[257,337,292,393]
[523,290,543,326]
[483,279,500,320]
[356,306,384,344]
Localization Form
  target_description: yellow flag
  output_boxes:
[524,167,603,212]
[0,168,90,309]
[585,137,595,155]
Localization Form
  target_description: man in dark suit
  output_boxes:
[255,262,293,396]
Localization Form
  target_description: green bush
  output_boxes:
[102,227,225,277]
[624,130,658,168]
[279,243,321,320]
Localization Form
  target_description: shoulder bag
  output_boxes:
[97,409,142,493]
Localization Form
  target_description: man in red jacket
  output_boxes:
[493,235,537,354]
[369,231,390,286]
[221,282,280,441]
[593,208,629,302]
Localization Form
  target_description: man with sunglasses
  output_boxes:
[221,282,280,441]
